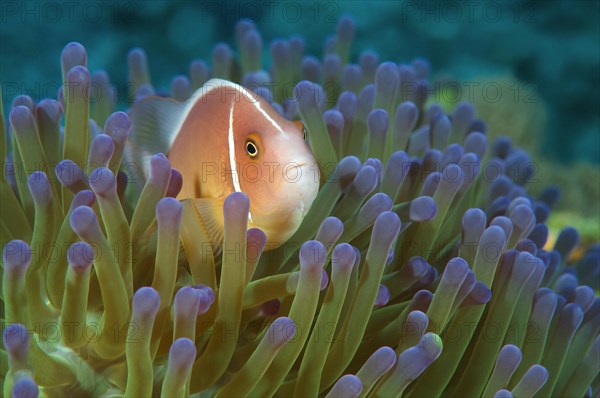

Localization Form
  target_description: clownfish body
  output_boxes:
[128,79,319,248]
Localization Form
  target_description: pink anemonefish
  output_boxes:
[127,78,320,249]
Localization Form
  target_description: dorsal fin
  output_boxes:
[127,96,186,178]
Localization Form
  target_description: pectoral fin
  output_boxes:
[184,197,225,251]
[180,199,224,288]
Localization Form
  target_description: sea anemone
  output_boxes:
[1,17,598,398]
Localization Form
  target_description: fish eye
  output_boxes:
[245,139,259,157]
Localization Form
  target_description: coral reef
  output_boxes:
[1,17,598,398]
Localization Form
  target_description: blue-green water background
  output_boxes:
[1,0,599,164]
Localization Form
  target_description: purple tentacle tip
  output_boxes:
[149,153,172,182]
[395,101,419,133]
[3,324,30,367]
[373,211,401,244]
[12,377,38,398]
[89,167,116,196]
[133,286,161,316]
[168,338,197,370]
[337,91,358,120]
[270,39,290,65]
[61,42,87,68]
[412,58,430,78]
[316,217,344,247]
[493,390,512,398]
[323,54,342,77]
[299,240,327,272]
[171,75,191,101]
[156,197,183,225]
[67,242,94,272]
[509,204,535,232]
[540,186,560,208]
[104,111,132,144]
[336,16,355,42]
[369,346,397,372]
[56,159,87,190]
[440,163,465,189]
[2,240,32,274]
[490,216,513,241]
[294,81,323,110]
[236,19,255,38]
[360,51,378,76]
[368,109,390,135]
[324,109,345,132]
[212,43,232,69]
[516,239,537,255]
[464,132,487,159]
[301,56,321,82]
[353,165,378,195]
[223,191,250,221]
[375,284,390,307]
[465,281,492,306]
[441,144,464,167]
[406,257,429,278]
[36,99,62,122]
[174,286,199,317]
[9,105,36,133]
[364,158,383,180]
[342,65,362,91]
[517,365,549,395]
[11,96,35,112]
[89,134,115,167]
[166,169,183,198]
[431,115,451,144]
[269,317,296,347]
[358,193,393,223]
[409,196,437,222]
[463,208,486,230]
[375,62,400,88]
[554,226,580,260]
[328,375,362,398]
[242,29,262,53]
[28,171,52,206]
[70,206,100,241]
[72,190,96,209]
[332,243,357,272]
[443,258,470,286]
[66,65,90,86]
[406,310,429,333]
[496,343,522,369]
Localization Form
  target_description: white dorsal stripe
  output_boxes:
[228,101,242,193]
[250,96,284,134]
[169,78,284,148]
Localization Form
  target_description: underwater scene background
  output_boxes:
[1,0,599,397]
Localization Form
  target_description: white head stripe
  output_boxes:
[170,79,284,148]
[249,96,284,133]
[228,101,242,193]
